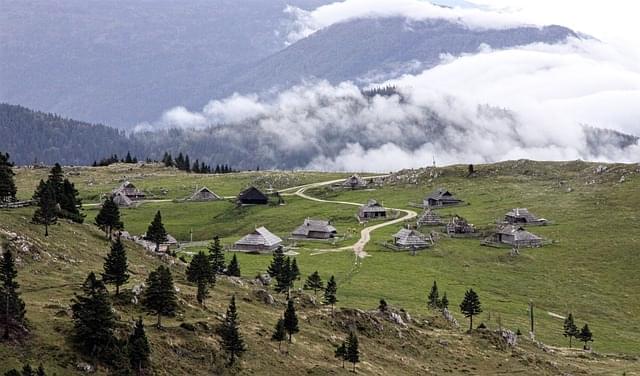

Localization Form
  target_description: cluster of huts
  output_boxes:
[231,219,338,253]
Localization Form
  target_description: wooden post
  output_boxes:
[529,301,534,334]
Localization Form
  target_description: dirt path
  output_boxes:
[294,177,417,259]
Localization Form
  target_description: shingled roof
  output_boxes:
[417,209,442,226]
[189,186,222,201]
[292,219,337,237]
[496,225,542,242]
[393,229,430,248]
[235,226,282,247]
[504,208,547,225]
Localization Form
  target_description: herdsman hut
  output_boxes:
[112,191,134,208]
[112,181,146,201]
[417,209,443,226]
[392,229,431,250]
[445,215,476,234]
[424,189,463,208]
[488,225,543,247]
[233,226,283,253]
[291,218,337,240]
[237,186,269,205]
[342,174,368,189]
[504,208,548,226]
[358,199,387,220]
[189,187,222,201]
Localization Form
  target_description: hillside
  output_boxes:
[1,161,639,374]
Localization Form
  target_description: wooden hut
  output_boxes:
[189,187,222,201]
[291,218,337,240]
[233,226,282,253]
[358,199,387,220]
[424,189,463,208]
[342,174,367,189]
[488,225,543,247]
[504,208,547,226]
[112,181,146,201]
[112,191,134,208]
[392,229,430,250]
[445,215,475,234]
[237,186,269,205]
[417,209,442,226]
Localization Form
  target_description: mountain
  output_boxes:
[222,18,577,94]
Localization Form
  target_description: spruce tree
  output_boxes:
[563,313,580,348]
[128,318,151,375]
[346,331,360,372]
[427,280,439,309]
[95,196,124,240]
[0,152,17,203]
[271,318,287,353]
[142,265,178,328]
[267,246,285,278]
[32,180,57,236]
[144,211,168,253]
[186,251,214,304]
[324,275,338,314]
[440,292,449,310]
[303,271,324,296]
[220,295,246,365]
[1,248,26,339]
[459,288,483,331]
[283,299,299,343]
[125,152,133,164]
[102,237,130,296]
[208,236,226,275]
[289,258,300,288]
[227,254,241,277]
[70,272,117,359]
[334,341,347,368]
[59,178,84,223]
[578,323,594,350]
[275,257,292,294]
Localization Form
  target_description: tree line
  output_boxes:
[162,152,234,174]
[92,152,139,167]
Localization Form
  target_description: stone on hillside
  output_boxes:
[76,362,94,373]
[253,289,275,305]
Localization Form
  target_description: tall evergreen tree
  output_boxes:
[267,246,285,278]
[303,271,324,296]
[186,251,214,304]
[578,323,594,350]
[283,300,299,343]
[1,248,26,339]
[142,265,178,328]
[334,341,347,368]
[32,180,57,236]
[128,318,151,375]
[563,313,580,348]
[0,152,17,203]
[427,280,439,309]
[459,288,483,331]
[289,258,300,287]
[59,178,84,223]
[208,236,226,275]
[95,196,124,240]
[440,292,449,310]
[125,152,133,164]
[324,275,338,314]
[144,211,168,252]
[271,318,286,353]
[70,272,117,359]
[345,331,360,372]
[226,254,241,277]
[102,237,130,296]
[220,295,246,365]
[275,257,292,294]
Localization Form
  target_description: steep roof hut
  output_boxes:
[504,208,547,225]
[237,186,269,205]
[233,226,282,253]
[424,189,463,208]
[392,229,430,249]
[445,215,475,234]
[358,199,387,220]
[112,181,146,201]
[189,187,222,201]
[491,225,543,247]
[112,191,133,208]
[417,209,442,226]
[291,218,337,240]
[342,174,367,189]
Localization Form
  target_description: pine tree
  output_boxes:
[346,331,360,372]
[427,280,439,309]
[145,211,168,252]
[186,251,214,304]
[283,299,299,343]
[184,155,191,173]
[142,265,178,328]
[289,258,300,288]
[0,152,17,203]
[334,341,347,368]
[1,248,26,339]
[220,295,246,365]
[128,318,151,375]
[227,254,241,277]
[440,292,449,310]
[578,323,594,350]
[303,271,324,296]
[70,272,117,359]
[563,313,580,348]
[95,196,124,240]
[125,152,133,164]
[271,318,287,353]
[102,237,130,296]
[378,299,388,312]
[459,288,483,331]
[324,275,338,314]
[208,236,226,275]
[267,246,285,278]
[275,257,292,294]
[32,180,57,236]
[59,178,84,223]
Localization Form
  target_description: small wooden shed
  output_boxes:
[291,218,337,240]
[342,174,367,189]
[424,189,463,208]
[491,225,543,247]
[112,191,134,208]
[504,208,547,226]
[417,209,442,226]
[112,181,146,201]
[392,229,430,250]
[233,226,283,253]
[189,187,222,201]
[237,186,269,205]
[445,215,475,234]
[358,199,387,220]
